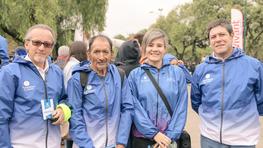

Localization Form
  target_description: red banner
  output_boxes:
[231,8,244,50]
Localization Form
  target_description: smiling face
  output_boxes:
[209,26,234,59]
[88,37,112,76]
[145,37,166,68]
[24,28,54,68]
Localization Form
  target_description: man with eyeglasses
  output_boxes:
[0,24,71,148]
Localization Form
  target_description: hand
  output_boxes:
[170,59,179,65]
[170,59,184,65]
[51,107,64,125]
[153,132,171,148]
[116,144,125,148]
[177,60,184,65]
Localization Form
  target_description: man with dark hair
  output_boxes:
[191,19,263,148]
[206,19,233,39]
[68,34,133,148]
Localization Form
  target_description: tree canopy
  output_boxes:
[151,0,263,70]
[0,0,108,55]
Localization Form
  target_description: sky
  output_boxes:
[103,0,192,38]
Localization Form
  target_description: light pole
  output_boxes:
[158,8,163,16]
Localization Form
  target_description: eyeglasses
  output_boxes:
[28,40,54,48]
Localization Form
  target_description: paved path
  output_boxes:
[185,87,263,148]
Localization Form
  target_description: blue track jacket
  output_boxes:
[0,56,67,148]
[67,63,133,148]
[128,59,188,142]
[191,48,263,145]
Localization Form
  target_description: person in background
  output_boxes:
[0,35,9,67]
[54,45,70,69]
[62,41,88,148]
[115,40,141,75]
[63,41,88,89]
[191,19,263,148]
[68,34,134,148]
[129,29,188,148]
[114,39,141,148]
[0,24,71,148]
[13,46,27,59]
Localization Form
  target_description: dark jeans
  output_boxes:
[132,136,156,148]
[126,133,133,148]
[201,135,255,148]
[64,139,73,148]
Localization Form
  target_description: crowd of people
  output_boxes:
[0,19,262,148]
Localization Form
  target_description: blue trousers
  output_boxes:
[201,135,255,148]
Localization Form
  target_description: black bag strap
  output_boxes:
[80,67,125,90]
[143,68,173,117]
[117,67,125,86]
[143,69,191,148]
[80,71,88,89]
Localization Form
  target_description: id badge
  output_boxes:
[41,99,55,120]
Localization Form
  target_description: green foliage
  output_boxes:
[114,34,127,41]
[152,0,263,68]
[0,0,108,55]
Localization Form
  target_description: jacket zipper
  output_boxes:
[155,70,160,126]
[102,79,109,147]
[42,76,49,148]
[220,62,225,143]
[31,64,49,148]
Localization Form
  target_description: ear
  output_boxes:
[24,40,29,49]
[111,50,114,59]
[230,32,234,37]
[86,51,90,60]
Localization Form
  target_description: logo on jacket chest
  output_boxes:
[141,76,149,82]
[84,84,95,95]
[201,74,214,84]
[22,80,36,91]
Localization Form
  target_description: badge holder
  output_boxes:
[41,99,55,121]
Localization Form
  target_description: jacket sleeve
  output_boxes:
[256,62,263,115]
[67,73,94,148]
[128,71,159,139]
[116,76,134,146]
[178,64,192,84]
[0,67,15,147]
[0,36,9,67]
[191,68,202,114]
[164,68,188,141]
[163,53,177,62]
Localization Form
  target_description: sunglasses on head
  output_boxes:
[28,40,54,48]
